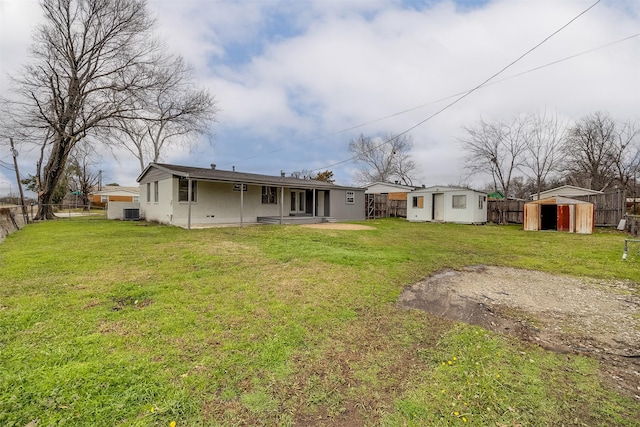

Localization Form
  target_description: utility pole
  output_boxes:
[10,138,28,224]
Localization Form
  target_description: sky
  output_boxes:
[0,0,639,196]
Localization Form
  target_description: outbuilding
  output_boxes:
[524,196,594,234]
[406,186,487,224]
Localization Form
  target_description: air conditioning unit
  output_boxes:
[123,208,140,221]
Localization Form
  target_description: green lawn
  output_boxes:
[0,218,638,426]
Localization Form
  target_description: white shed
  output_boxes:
[406,186,487,224]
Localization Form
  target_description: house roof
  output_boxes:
[92,186,139,196]
[138,163,362,190]
[534,185,603,199]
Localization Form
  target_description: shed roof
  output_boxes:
[365,181,417,192]
[138,163,362,191]
[526,196,593,205]
[411,185,486,194]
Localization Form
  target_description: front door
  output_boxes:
[432,193,444,221]
[290,190,306,214]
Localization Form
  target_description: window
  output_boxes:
[146,183,151,202]
[478,195,485,209]
[261,186,277,204]
[153,181,159,202]
[452,195,466,209]
[346,191,355,205]
[178,178,197,202]
[412,196,424,208]
[101,195,108,203]
[133,196,140,203]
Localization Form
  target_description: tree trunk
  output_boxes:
[35,137,73,220]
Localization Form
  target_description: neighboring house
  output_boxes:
[524,196,594,234]
[364,182,417,219]
[137,163,365,228]
[91,186,140,207]
[531,185,603,200]
[406,186,487,224]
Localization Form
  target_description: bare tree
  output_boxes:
[115,55,218,172]
[522,110,566,199]
[2,0,163,219]
[461,115,527,223]
[349,133,418,185]
[67,142,100,210]
[562,112,620,191]
[289,169,313,179]
[608,120,640,192]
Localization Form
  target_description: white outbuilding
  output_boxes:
[406,186,487,224]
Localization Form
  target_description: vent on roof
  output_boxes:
[211,164,216,170]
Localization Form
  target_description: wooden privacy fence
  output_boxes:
[487,200,524,224]
[366,194,407,219]
[623,214,640,237]
[487,190,626,226]
[571,191,625,227]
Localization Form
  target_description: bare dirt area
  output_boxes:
[399,265,640,400]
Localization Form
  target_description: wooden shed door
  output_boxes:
[557,205,570,232]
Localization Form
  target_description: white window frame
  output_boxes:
[178,178,197,202]
[452,194,466,209]
[346,191,355,205]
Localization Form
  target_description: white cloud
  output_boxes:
[1,0,639,189]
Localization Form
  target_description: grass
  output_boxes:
[0,218,638,426]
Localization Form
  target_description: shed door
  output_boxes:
[524,203,540,231]
[432,193,444,221]
[540,204,557,230]
[557,205,570,232]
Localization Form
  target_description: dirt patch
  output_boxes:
[399,265,640,400]
[300,223,376,230]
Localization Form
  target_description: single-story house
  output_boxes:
[531,185,603,200]
[524,196,594,234]
[91,186,140,207]
[137,163,365,228]
[406,186,487,224]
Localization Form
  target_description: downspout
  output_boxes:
[187,177,192,230]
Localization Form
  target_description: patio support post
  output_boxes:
[280,186,284,224]
[187,177,192,230]
[240,184,244,228]
[312,189,316,218]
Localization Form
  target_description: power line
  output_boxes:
[0,160,15,171]
[220,30,636,170]
[310,0,603,172]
